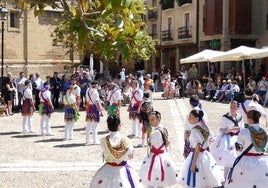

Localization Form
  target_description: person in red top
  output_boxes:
[144,74,154,102]
[162,78,170,99]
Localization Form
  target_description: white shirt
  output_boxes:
[39,90,51,102]
[86,88,100,105]
[34,77,43,90]
[130,88,143,106]
[23,87,33,99]
[73,84,81,98]
[107,87,121,105]
[16,77,27,93]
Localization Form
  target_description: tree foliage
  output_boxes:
[12,0,157,61]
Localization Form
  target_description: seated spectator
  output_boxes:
[256,76,268,104]
[217,79,232,102]
[213,80,227,101]
[224,80,240,102]
[205,77,216,100]
[186,80,194,97]
[247,77,257,92]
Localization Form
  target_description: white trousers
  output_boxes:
[86,122,98,144]
[132,119,142,137]
[40,115,52,135]
[65,122,74,140]
[22,116,33,132]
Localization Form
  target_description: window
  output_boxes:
[10,11,20,28]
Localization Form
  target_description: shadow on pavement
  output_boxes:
[0,131,21,135]
[74,127,86,132]
[53,143,86,148]
[51,125,65,129]
[12,134,40,138]
[35,138,65,143]
[99,130,109,135]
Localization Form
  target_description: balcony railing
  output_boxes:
[178,0,192,6]
[149,33,158,39]
[178,26,192,39]
[162,30,173,41]
[148,9,158,20]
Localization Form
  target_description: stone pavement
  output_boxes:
[0,92,267,188]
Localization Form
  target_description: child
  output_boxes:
[139,111,178,187]
[225,106,268,188]
[0,98,8,116]
[21,80,36,133]
[63,85,79,140]
[179,109,224,187]
[137,92,154,147]
[90,115,143,188]
[39,82,54,136]
[175,84,181,99]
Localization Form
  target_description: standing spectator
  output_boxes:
[143,74,153,102]
[4,76,16,115]
[39,82,54,136]
[119,67,126,82]
[139,111,178,187]
[210,101,243,180]
[50,72,61,109]
[151,67,159,92]
[85,81,103,145]
[90,115,143,188]
[78,72,89,109]
[179,109,224,187]
[188,64,198,81]
[162,78,170,99]
[71,78,81,111]
[21,80,36,133]
[226,107,268,188]
[106,82,121,117]
[169,77,176,99]
[137,71,144,91]
[63,85,79,140]
[209,63,216,80]
[33,72,44,110]
[226,69,234,81]
[127,80,143,138]
[180,66,188,97]
[15,72,27,112]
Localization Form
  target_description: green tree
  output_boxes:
[12,0,157,61]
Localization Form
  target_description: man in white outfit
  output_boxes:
[85,81,103,145]
[128,80,143,138]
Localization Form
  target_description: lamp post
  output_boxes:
[0,6,8,97]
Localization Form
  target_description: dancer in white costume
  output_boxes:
[90,115,143,188]
[139,111,178,188]
[210,100,243,179]
[226,106,268,188]
[179,109,224,188]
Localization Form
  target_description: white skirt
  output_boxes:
[179,151,224,188]
[225,155,268,188]
[90,162,143,188]
[139,152,178,187]
[210,133,239,167]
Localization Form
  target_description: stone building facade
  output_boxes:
[1,4,81,79]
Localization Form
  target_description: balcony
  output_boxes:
[149,33,158,39]
[162,30,173,41]
[178,0,192,6]
[148,9,158,20]
[178,26,192,39]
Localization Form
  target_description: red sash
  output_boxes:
[148,144,165,181]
